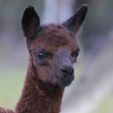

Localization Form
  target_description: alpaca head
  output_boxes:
[22,5,88,88]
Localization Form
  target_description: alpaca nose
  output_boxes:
[61,66,74,75]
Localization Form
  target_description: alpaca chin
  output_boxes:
[57,74,75,88]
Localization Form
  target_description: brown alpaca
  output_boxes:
[0,5,88,113]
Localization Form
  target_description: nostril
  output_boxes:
[69,68,74,75]
[61,69,68,74]
[61,66,74,75]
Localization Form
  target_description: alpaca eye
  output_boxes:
[38,51,47,60]
[72,51,79,58]
[72,49,79,59]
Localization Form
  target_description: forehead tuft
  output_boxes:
[31,24,78,51]
[40,24,75,42]
[40,24,74,36]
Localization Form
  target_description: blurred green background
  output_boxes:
[0,70,24,109]
[0,0,113,113]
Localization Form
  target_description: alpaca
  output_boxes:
[0,5,88,113]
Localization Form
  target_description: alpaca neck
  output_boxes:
[16,62,64,113]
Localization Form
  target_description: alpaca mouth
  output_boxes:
[57,74,74,88]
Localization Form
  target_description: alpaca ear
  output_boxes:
[22,6,40,39]
[63,4,88,34]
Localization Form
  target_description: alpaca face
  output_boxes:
[22,5,88,88]
[29,25,79,87]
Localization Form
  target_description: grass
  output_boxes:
[92,95,113,113]
[0,69,25,109]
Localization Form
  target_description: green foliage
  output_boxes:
[92,95,113,113]
[0,69,25,109]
